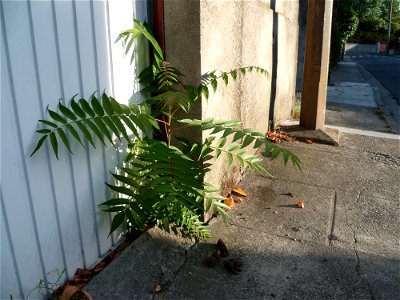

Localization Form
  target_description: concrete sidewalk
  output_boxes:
[85,133,400,299]
[84,58,400,299]
[326,56,400,134]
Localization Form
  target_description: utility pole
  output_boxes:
[386,0,394,54]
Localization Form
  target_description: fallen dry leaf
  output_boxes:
[60,286,79,300]
[60,285,93,300]
[72,275,90,286]
[266,129,295,144]
[305,139,313,144]
[224,196,235,207]
[75,268,92,277]
[232,187,248,197]
[93,262,106,274]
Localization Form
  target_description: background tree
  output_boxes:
[350,0,400,44]
[330,0,400,67]
[330,0,359,67]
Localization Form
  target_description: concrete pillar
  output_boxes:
[300,0,333,129]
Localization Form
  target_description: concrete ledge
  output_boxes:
[279,123,339,146]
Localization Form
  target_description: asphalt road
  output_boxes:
[347,54,400,103]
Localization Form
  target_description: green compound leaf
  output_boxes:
[30,135,48,157]
[226,152,233,167]
[48,109,67,124]
[91,96,105,117]
[39,120,58,128]
[109,211,125,236]
[57,128,72,154]
[100,198,131,206]
[49,132,59,159]
[79,99,95,117]
[59,103,77,121]
[76,121,95,148]
[102,93,114,115]
[222,73,228,85]
[70,99,86,118]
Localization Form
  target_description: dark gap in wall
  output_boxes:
[296,0,308,92]
[268,0,278,129]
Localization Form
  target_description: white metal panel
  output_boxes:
[0,0,148,298]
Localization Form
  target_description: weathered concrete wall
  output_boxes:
[164,0,202,144]
[200,0,272,194]
[164,0,299,196]
[273,0,300,124]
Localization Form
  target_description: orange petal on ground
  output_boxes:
[224,196,235,207]
[232,187,248,197]
[236,197,244,204]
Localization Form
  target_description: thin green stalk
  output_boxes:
[167,112,172,147]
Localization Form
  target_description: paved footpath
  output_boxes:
[85,59,400,299]
[326,55,400,134]
[85,132,400,300]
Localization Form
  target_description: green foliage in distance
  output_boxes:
[330,0,400,67]
[330,0,359,67]
[32,19,300,239]
[351,0,400,43]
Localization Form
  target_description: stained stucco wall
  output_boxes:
[164,0,299,196]
[274,0,300,123]
[200,0,272,194]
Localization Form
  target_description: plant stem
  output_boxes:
[167,112,172,147]
[156,118,169,126]
[169,124,191,134]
